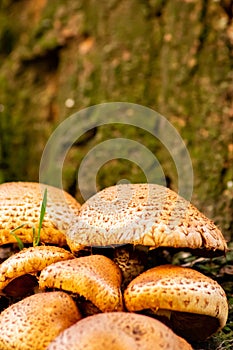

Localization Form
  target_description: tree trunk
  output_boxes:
[0,0,232,241]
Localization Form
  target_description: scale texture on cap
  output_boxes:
[124,264,228,340]
[0,291,82,350]
[47,312,193,350]
[67,184,227,255]
[0,246,74,291]
[0,182,81,246]
[39,254,124,312]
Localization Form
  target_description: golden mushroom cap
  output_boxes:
[47,312,193,350]
[124,264,228,341]
[39,254,124,312]
[0,182,81,246]
[0,246,74,292]
[67,184,227,256]
[0,291,82,350]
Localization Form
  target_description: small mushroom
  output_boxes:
[0,181,81,246]
[66,184,227,285]
[47,312,193,350]
[39,254,124,314]
[0,246,74,298]
[124,264,228,341]
[0,291,82,350]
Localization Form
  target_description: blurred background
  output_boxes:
[0,0,232,240]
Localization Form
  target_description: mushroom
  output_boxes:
[0,246,74,299]
[39,254,124,315]
[0,181,81,247]
[0,291,82,350]
[124,264,228,341]
[47,312,193,350]
[67,183,227,254]
[66,183,227,285]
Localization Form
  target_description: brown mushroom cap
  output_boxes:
[67,184,227,256]
[39,254,123,312]
[47,312,193,350]
[0,291,82,350]
[0,246,74,292]
[0,182,81,246]
[124,264,228,341]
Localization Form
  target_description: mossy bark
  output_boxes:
[0,0,232,240]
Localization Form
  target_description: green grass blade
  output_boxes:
[32,225,36,246]
[10,224,25,250]
[34,188,47,246]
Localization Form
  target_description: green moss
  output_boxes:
[0,0,232,240]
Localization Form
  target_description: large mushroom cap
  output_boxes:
[0,246,74,295]
[124,264,228,341]
[0,291,82,350]
[0,182,81,246]
[47,312,192,350]
[67,184,227,256]
[39,254,124,313]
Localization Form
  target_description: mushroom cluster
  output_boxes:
[0,182,229,349]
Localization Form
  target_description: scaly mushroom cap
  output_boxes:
[47,312,193,350]
[124,264,228,341]
[39,254,124,312]
[0,182,81,246]
[0,291,82,350]
[67,184,227,256]
[0,246,74,292]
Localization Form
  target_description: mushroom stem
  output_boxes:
[113,245,147,288]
